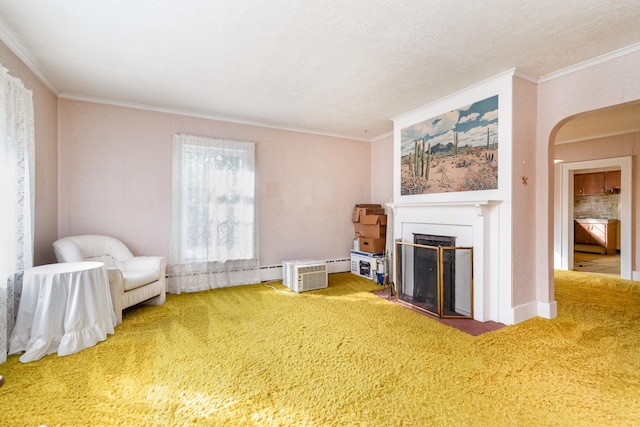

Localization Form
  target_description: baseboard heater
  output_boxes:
[282,260,328,292]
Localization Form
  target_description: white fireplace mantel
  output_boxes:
[386,200,502,217]
[385,198,508,323]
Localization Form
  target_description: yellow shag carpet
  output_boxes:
[2,271,640,426]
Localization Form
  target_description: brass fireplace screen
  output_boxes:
[395,238,473,319]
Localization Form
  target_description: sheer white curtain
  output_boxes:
[0,66,34,363]
[168,134,260,293]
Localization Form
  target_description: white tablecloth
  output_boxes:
[9,261,116,363]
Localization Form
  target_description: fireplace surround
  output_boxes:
[387,200,504,323]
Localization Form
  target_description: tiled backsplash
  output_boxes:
[574,194,619,219]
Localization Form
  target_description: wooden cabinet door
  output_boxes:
[605,170,621,189]
[582,172,605,195]
[574,174,584,195]
[574,221,591,244]
[589,222,606,245]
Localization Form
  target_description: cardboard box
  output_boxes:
[365,224,387,239]
[354,222,386,239]
[357,207,385,218]
[358,237,386,254]
[360,214,387,226]
[350,250,384,280]
[352,204,384,222]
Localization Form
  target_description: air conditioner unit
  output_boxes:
[282,259,315,288]
[282,260,327,292]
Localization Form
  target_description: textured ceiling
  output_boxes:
[0,0,639,140]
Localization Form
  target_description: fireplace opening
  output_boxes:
[413,234,455,312]
[395,236,473,319]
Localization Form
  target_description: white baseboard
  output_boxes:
[633,271,640,281]
[259,258,350,282]
[537,300,558,319]
[325,259,351,274]
[510,300,557,324]
[260,264,283,282]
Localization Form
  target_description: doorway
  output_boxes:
[572,169,621,276]
[557,157,632,279]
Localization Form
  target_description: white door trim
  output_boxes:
[558,156,632,279]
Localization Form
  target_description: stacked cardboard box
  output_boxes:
[352,203,386,254]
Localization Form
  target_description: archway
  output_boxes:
[552,101,640,280]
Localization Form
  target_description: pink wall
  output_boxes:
[554,133,639,167]
[537,48,640,298]
[370,133,393,205]
[0,41,58,265]
[511,76,538,306]
[58,99,372,266]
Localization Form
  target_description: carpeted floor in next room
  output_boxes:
[1,271,639,426]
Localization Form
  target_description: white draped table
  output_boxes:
[9,261,116,363]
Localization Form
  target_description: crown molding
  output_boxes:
[59,93,372,142]
[539,42,640,83]
[371,130,393,142]
[0,25,58,94]
[512,69,539,83]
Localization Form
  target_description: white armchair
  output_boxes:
[53,235,166,325]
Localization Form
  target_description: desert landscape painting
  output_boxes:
[400,95,498,195]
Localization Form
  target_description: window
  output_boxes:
[168,135,259,293]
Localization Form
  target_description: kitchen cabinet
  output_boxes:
[574,222,592,245]
[582,172,605,195]
[574,174,583,195]
[574,219,618,255]
[605,170,621,190]
[574,171,621,195]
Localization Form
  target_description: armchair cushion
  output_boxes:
[123,270,160,291]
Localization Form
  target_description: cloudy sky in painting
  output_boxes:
[401,95,498,157]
